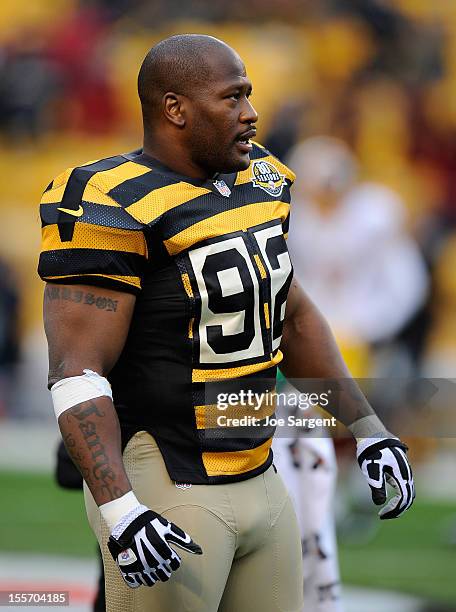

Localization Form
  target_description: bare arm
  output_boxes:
[280,277,375,428]
[280,279,416,518]
[44,283,136,506]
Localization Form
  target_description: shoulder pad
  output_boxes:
[250,141,296,183]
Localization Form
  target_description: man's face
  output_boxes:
[183,49,258,176]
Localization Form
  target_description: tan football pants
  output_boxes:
[84,431,304,612]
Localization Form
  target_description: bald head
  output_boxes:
[137,34,257,179]
[138,34,241,122]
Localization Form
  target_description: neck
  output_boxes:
[143,135,209,180]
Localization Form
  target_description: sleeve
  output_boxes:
[38,167,148,294]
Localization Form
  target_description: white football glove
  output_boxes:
[356,437,415,520]
[107,505,202,588]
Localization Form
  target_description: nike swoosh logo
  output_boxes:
[57,205,84,217]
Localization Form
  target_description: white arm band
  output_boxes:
[347,414,388,441]
[50,369,112,420]
[99,491,144,533]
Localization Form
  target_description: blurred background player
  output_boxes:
[272,135,428,611]
[273,372,343,612]
[286,135,428,358]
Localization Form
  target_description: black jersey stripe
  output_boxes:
[81,156,129,173]
[40,202,143,230]
[160,180,292,239]
[282,212,290,235]
[38,248,146,278]
[198,422,275,448]
[199,434,274,453]
[108,171,178,207]
[249,145,271,160]
[57,156,128,242]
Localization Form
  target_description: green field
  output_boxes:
[1,471,455,605]
[0,471,95,558]
[339,502,456,604]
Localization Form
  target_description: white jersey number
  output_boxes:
[188,224,292,365]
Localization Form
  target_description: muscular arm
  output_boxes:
[44,283,136,506]
[280,277,375,428]
[280,279,416,518]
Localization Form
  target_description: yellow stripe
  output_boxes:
[181,273,193,298]
[41,162,150,206]
[43,159,107,197]
[89,161,151,193]
[50,167,76,190]
[41,223,147,255]
[234,148,296,186]
[43,273,141,289]
[41,182,121,207]
[264,302,270,329]
[254,254,267,279]
[41,183,67,204]
[192,350,283,382]
[195,399,276,430]
[202,438,272,476]
[48,158,107,190]
[165,201,290,256]
[126,182,211,225]
[188,317,194,339]
[235,167,253,186]
[82,184,122,207]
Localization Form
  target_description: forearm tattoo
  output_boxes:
[64,401,124,501]
[45,285,118,312]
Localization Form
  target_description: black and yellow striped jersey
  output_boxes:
[39,144,295,484]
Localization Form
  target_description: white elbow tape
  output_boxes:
[51,369,113,420]
[99,491,143,533]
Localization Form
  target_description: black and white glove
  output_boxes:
[107,506,202,588]
[356,437,415,520]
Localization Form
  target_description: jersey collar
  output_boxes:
[123,149,237,196]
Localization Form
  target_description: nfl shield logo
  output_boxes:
[213,179,231,197]
[118,548,137,566]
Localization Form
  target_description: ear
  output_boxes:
[163,92,186,128]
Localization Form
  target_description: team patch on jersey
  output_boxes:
[251,160,286,197]
[213,179,231,197]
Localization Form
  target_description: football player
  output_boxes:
[272,374,343,612]
[39,35,414,612]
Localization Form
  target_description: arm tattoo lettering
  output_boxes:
[64,401,124,501]
[44,286,118,312]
